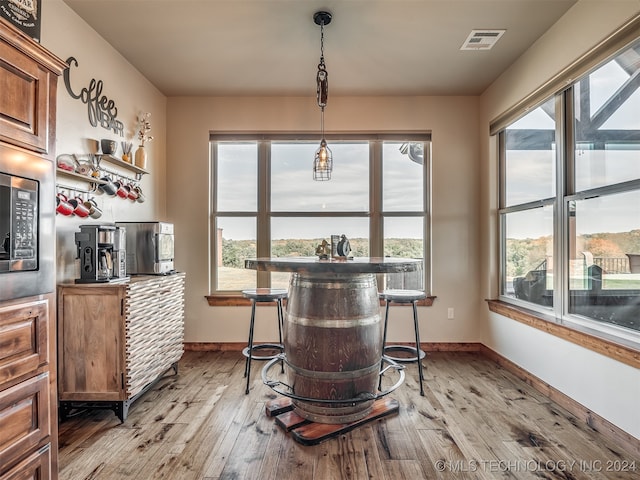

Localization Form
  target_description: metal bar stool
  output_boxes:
[378,289,426,396]
[242,288,288,394]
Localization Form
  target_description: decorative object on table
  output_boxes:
[330,234,340,258]
[121,141,133,163]
[315,239,330,259]
[134,112,153,169]
[336,234,351,257]
[312,11,333,181]
[100,138,117,155]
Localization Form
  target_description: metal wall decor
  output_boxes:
[63,56,124,136]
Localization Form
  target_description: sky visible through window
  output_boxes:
[217,140,424,241]
[506,54,640,239]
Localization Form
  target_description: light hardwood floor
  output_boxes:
[58,351,639,479]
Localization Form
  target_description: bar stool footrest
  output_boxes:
[243,343,284,361]
[383,345,426,363]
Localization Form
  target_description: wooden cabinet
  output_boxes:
[0,17,66,480]
[57,273,186,421]
[0,18,64,154]
[0,297,55,479]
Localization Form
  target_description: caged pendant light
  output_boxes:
[312,11,333,181]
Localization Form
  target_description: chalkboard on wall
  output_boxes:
[0,0,41,42]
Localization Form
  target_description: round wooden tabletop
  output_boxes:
[244,257,422,275]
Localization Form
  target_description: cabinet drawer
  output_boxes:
[0,444,51,480]
[0,301,48,389]
[0,373,50,470]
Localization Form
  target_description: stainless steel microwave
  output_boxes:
[115,221,175,275]
[0,172,38,273]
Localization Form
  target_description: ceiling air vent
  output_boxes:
[460,30,506,50]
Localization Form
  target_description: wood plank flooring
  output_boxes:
[58,351,639,479]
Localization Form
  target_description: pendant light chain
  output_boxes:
[313,11,333,181]
[317,21,328,109]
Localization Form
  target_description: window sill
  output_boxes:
[486,299,639,369]
[206,295,436,307]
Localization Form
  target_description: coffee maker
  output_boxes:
[74,224,128,283]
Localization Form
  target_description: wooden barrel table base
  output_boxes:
[245,257,422,424]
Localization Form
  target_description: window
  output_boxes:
[211,135,431,295]
[501,98,556,308]
[499,37,640,338]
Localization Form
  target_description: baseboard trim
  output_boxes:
[182,341,639,456]
[479,344,639,458]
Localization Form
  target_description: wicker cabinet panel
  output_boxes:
[125,274,185,397]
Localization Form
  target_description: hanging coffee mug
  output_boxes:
[98,176,117,196]
[83,197,102,219]
[126,183,139,201]
[114,180,128,199]
[68,196,90,218]
[56,193,74,216]
[134,185,145,203]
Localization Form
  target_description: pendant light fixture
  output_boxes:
[312,11,332,181]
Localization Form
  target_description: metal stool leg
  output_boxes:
[412,300,425,396]
[378,300,391,390]
[245,299,257,394]
[276,298,284,373]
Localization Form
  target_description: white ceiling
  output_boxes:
[62,0,577,97]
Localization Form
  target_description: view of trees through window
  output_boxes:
[501,38,640,334]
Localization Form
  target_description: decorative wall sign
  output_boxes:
[0,0,41,41]
[63,56,125,137]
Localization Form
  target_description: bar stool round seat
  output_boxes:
[379,289,426,396]
[241,288,288,394]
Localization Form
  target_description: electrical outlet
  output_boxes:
[447,307,454,319]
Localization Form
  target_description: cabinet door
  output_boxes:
[0,373,50,472]
[58,287,125,401]
[0,39,52,153]
[0,301,48,390]
[0,444,50,480]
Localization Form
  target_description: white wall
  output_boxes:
[166,95,482,345]
[40,0,167,283]
[479,0,640,439]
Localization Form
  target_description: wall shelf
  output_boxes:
[56,152,149,184]
[56,168,106,184]
[96,154,148,176]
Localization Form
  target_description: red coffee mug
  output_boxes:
[56,193,74,216]
[114,180,128,199]
[68,196,90,218]
[126,183,138,201]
